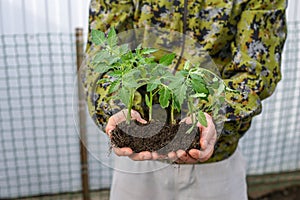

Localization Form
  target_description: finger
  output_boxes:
[188,149,201,160]
[188,143,215,162]
[105,118,117,135]
[105,112,126,134]
[176,150,189,161]
[129,151,152,161]
[200,127,216,150]
[198,145,214,162]
[131,110,147,124]
[167,151,178,161]
[200,128,215,147]
[176,150,198,164]
[105,125,115,136]
[180,115,195,124]
[176,150,197,163]
[114,110,128,123]
[151,152,160,160]
[152,152,168,160]
[113,147,133,157]
[199,114,216,149]
[136,118,148,124]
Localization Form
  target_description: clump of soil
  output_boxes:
[111,120,201,154]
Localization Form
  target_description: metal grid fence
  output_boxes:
[0,32,111,199]
[0,22,300,199]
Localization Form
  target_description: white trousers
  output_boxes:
[110,148,248,200]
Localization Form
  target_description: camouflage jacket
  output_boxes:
[83,0,287,162]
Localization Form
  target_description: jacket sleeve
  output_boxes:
[83,0,136,130]
[221,0,287,137]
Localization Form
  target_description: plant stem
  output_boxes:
[149,91,153,121]
[170,98,175,125]
[126,90,135,124]
[188,97,195,125]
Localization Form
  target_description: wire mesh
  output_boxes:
[0,33,79,198]
[1,33,89,199]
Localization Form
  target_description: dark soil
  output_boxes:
[249,185,300,200]
[111,120,200,154]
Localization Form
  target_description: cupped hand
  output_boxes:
[106,109,160,161]
[170,113,217,164]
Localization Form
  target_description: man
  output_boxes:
[83,0,287,199]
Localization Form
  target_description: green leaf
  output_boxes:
[107,27,118,48]
[122,69,142,88]
[173,84,187,106]
[145,57,156,64]
[166,76,183,90]
[183,60,190,70]
[159,53,176,66]
[136,44,142,50]
[108,81,120,94]
[190,93,207,98]
[106,55,120,65]
[123,69,140,79]
[96,78,110,85]
[173,98,181,112]
[168,73,184,88]
[159,87,171,108]
[217,82,225,95]
[190,73,205,84]
[118,44,129,56]
[141,48,157,55]
[108,70,122,77]
[91,29,106,46]
[147,83,158,92]
[117,87,130,107]
[123,78,139,88]
[94,63,112,74]
[93,51,111,63]
[191,79,209,94]
[180,70,189,77]
[145,94,151,107]
[197,111,207,127]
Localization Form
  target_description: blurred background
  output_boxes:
[0,0,299,199]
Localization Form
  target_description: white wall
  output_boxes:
[287,0,300,21]
[0,0,90,34]
[0,0,298,35]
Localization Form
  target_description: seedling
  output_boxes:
[90,27,227,132]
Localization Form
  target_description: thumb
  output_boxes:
[136,117,147,124]
[131,110,147,124]
[105,125,115,137]
[135,115,147,124]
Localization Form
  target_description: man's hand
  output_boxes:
[106,109,158,161]
[169,113,217,164]
[106,110,216,163]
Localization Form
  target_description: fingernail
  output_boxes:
[107,131,113,138]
